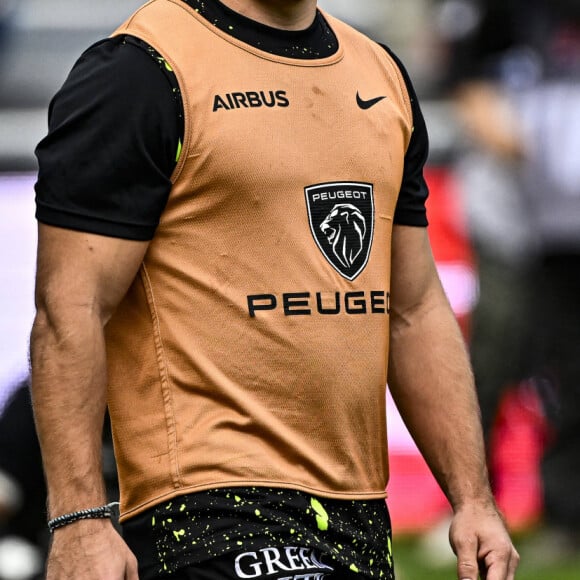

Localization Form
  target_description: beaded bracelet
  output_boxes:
[47,501,119,533]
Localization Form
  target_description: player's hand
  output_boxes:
[46,518,139,579]
[449,500,519,580]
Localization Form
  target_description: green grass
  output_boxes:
[392,534,580,580]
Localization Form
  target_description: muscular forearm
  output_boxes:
[29,226,145,578]
[30,307,109,518]
[388,288,492,510]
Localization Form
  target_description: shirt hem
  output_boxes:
[120,480,388,522]
[36,203,156,241]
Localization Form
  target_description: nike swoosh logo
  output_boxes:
[356,92,387,110]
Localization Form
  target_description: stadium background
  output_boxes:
[0,1,576,578]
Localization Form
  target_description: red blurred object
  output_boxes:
[425,165,473,265]
[387,452,449,534]
[490,383,549,531]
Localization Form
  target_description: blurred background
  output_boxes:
[1,1,580,578]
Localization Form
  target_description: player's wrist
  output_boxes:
[48,502,119,533]
[451,493,499,516]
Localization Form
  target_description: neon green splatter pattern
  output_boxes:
[140,42,183,163]
[126,487,394,578]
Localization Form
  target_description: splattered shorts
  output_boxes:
[123,487,395,579]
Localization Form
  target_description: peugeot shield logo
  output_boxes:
[305,182,374,281]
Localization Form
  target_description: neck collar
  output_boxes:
[184,0,338,59]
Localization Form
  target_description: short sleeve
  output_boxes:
[379,44,430,227]
[35,35,183,240]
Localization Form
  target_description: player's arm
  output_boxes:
[387,225,519,580]
[30,224,148,579]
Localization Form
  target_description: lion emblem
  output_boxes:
[319,204,367,269]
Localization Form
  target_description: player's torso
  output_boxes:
[107,0,413,517]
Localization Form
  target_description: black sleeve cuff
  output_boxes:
[36,202,156,241]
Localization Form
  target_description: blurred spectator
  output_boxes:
[438,0,580,561]
[438,0,536,468]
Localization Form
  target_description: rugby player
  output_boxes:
[30,1,518,578]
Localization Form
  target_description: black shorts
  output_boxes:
[123,487,395,579]
[160,548,368,579]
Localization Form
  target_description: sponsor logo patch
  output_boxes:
[305,182,374,281]
[356,91,387,110]
[213,90,289,112]
[234,546,334,579]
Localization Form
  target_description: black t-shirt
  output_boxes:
[35,0,429,241]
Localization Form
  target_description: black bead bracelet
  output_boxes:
[47,501,119,533]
